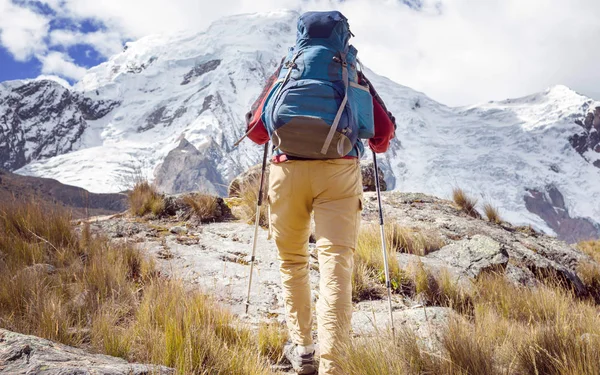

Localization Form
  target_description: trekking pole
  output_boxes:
[372,149,395,339]
[245,142,269,314]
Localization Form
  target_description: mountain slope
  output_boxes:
[1,10,598,241]
[0,169,127,218]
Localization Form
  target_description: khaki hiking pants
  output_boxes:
[268,158,362,375]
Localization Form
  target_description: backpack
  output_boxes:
[262,11,375,159]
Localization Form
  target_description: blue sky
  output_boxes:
[0,0,599,105]
[0,16,106,82]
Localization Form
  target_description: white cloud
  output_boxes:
[39,51,87,80]
[0,0,49,60]
[49,29,124,57]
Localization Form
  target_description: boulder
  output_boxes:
[0,329,174,375]
[360,160,387,192]
[352,306,457,352]
[427,235,509,278]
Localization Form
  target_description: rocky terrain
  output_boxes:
[88,189,591,325]
[0,329,173,375]
[2,161,599,373]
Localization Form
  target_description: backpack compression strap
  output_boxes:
[321,54,349,155]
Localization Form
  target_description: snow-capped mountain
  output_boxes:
[0,79,118,171]
[1,10,598,242]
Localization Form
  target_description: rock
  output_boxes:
[352,306,457,352]
[228,160,387,198]
[170,226,188,235]
[569,108,600,172]
[174,194,232,223]
[524,186,600,243]
[427,235,509,278]
[154,138,227,196]
[396,236,509,291]
[0,329,174,375]
[228,163,265,198]
[368,192,590,294]
[360,160,387,192]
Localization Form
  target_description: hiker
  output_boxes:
[244,11,395,375]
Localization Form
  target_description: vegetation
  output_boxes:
[182,193,219,222]
[353,222,446,301]
[4,193,600,375]
[128,181,166,217]
[577,240,600,303]
[0,199,276,374]
[483,201,502,224]
[341,273,600,375]
[232,174,269,227]
[452,187,480,218]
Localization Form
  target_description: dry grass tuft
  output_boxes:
[353,223,414,301]
[578,240,600,262]
[338,329,441,375]
[0,199,275,374]
[483,202,502,224]
[386,223,445,256]
[128,181,165,217]
[352,222,446,302]
[234,175,268,227]
[576,240,600,304]
[340,272,600,375]
[257,322,288,363]
[182,193,219,222]
[452,188,480,218]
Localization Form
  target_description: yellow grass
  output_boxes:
[452,187,480,218]
[258,322,289,363]
[182,193,219,222]
[353,223,446,302]
[235,175,269,227]
[0,199,275,374]
[339,273,600,374]
[483,202,502,224]
[128,181,165,217]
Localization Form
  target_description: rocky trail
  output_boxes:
[89,190,594,342]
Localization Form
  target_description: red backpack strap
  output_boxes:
[358,71,396,128]
[236,58,285,146]
[358,71,396,153]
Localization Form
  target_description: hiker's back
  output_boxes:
[263,11,374,159]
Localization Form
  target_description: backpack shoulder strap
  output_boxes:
[321,53,349,155]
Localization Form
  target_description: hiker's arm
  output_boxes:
[245,100,270,145]
[358,72,396,153]
[245,59,285,145]
[369,98,395,153]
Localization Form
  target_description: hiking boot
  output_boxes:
[284,343,317,374]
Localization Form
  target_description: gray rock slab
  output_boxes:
[0,329,173,375]
[427,235,509,278]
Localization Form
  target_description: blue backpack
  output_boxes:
[262,11,375,159]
